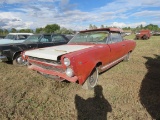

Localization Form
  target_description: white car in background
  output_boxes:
[0,33,33,45]
[125,32,131,36]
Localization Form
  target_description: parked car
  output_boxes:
[0,35,5,39]
[65,34,75,40]
[125,32,131,36]
[22,28,136,89]
[135,30,151,40]
[0,34,69,65]
[152,31,160,36]
[0,33,33,45]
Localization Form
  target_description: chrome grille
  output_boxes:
[29,56,61,64]
[28,57,64,73]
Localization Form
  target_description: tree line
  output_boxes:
[0,23,159,36]
[123,24,160,33]
[89,24,160,33]
[0,24,74,36]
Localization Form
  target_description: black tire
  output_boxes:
[124,52,130,62]
[82,67,99,90]
[13,54,27,66]
[143,35,148,40]
[135,37,139,40]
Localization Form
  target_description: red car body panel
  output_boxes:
[24,28,136,85]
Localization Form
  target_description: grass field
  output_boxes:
[0,35,160,120]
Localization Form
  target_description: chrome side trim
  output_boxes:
[100,55,126,71]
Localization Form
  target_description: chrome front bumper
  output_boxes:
[0,55,8,62]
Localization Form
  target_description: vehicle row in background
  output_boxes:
[0,33,33,44]
[23,27,136,89]
[152,31,160,36]
[0,34,69,65]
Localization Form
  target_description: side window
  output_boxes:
[17,35,28,40]
[40,35,52,42]
[88,33,108,43]
[52,35,66,42]
[118,34,123,41]
[108,33,122,44]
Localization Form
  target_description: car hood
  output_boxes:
[25,45,94,60]
[0,39,25,44]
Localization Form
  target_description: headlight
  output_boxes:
[65,68,74,77]
[64,57,70,66]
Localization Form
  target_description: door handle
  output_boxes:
[122,44,125,46]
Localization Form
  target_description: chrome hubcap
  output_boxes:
[17,57,26,64]
[89,69,98,87]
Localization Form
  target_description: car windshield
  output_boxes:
[4,35,16,40]
[69,31,108,44]
[24,35,41,43]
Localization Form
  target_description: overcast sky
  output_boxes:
[0,0,160,30]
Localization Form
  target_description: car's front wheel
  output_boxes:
[13,54,27,66]
[124,52,131,62]
[82,67,99,90]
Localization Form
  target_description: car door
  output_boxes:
[14,35,29,43]
[52,35,68,46]
[25,35,40,49]
[25,42,38,50]
[38,34,54,48]
[107,32,125,63]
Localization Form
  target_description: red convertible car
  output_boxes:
[22,28,136,89]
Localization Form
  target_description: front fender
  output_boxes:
[75,58,98,85]
[3,46,22,60]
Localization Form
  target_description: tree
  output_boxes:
[55,27,74,34]
[93,25,97,29]
[123,27,131,30]
[89,24,93,29]
[101,25,104,28]
[44,24,60,33]
[0,29,3,35]
[89,24,97,29]
[144,24,159,31]
[25,29,33,33]
[35,27,44,33]
[134,24,159,31]
[3,29,9,35]
[18,29,33,33]
[11,28,17,33]
[140,24,143,29]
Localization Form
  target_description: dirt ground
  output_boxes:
[0,35,160,120]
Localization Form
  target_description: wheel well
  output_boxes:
[143,34,148,38]
[13,51,22,60]
[78,62,102,85]
[96,62,102,68]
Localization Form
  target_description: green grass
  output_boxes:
[0,34,160,119]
